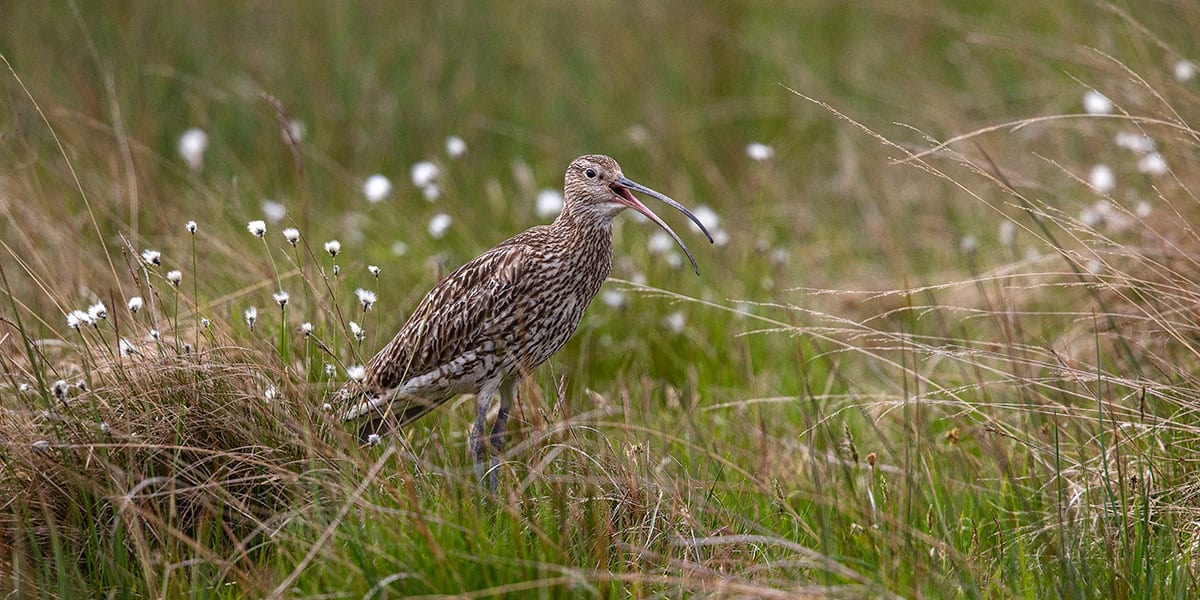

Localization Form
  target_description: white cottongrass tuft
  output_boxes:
[128,296,144,313]
[626,124,651,146]
[960,235,978,254]
[601,289,625,308]
[186,220,197,234]
[247,220,267,238]
[1115,131,1155,154]
[178,128,209,171]
[368,265,381,277]
[363,174,393,203]
[88,302,107,321]
[711,229,730,246]
[299,322,313,336]
[141,249,161,266]
[690,205,720,233]
[324,363,336,378]
[411,161,440,188]
[1137,152,1168,176]
[746,142,775,161]
[1088,164,1116,193]
[283,119,306,142]
[647,231,675,254]
[201,317,211,328]
[422,184,442,202]
[67,311,86,330]
[998,220,1016,248]
[349,321,366,341]
[52,379,69,402]
[391,241,409,256]
[355,288,377,310]
[663,311,686,333]
[536,189,564,218]
[445,136,467,158]
[347,365,367,381]
[664,253,683,269]
[366,433,382,446]
[148,329,160,340]
[1135,201,1152,218]
[166,270,183,287]
[1082,90,1113,115]
[428,213,452,238]
[283,228,301,246]
[264,385,277,402]
[261,200,286,223]
[244,306,257,330]
[1175,60,1197,82]
[324,240,341,257]
[273,291,289,308]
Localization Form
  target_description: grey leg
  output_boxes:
[470,384,496,488]
[486,379,517,492]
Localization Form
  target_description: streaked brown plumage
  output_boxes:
[338,154,712,490]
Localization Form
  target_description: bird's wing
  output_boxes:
[340,237,537,422]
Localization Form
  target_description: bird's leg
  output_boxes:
[470,388,494,489]
[486,379,517,493]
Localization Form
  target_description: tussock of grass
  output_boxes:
[3,1,1200,598]
[0,350,340,593]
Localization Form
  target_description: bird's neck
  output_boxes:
[550,207,615,280]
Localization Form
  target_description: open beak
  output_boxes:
[612,176,714,275]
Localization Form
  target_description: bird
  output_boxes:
[337,154,712,491]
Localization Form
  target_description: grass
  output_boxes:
[3,0,1200,597]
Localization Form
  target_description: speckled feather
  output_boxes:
[338,155,625,429]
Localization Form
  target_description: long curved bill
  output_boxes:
[613,176,714,275]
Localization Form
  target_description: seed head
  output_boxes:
[411,161,440,188]
[247,220,267,238]
[119,338,138,356]
[445,135,467,158]
[536,189,564,218]
[1089,164,1115,193]
[244,306,258,330]
[128,296,144,313]
[67,311,85,330]
[324,240,341,257]
[349,321,365,341]
[422,184,441,202]
[664,311,686,333]
[166,270,183,287]
[324,363,336,377]
[746,142,775,161]
[1175,59,1197,82]
[52,379,69,402]
[283,228,301,246]
[355,288,377,311]
[347,365,367,381]
[149,329,160,340]
[201,317,211,328]
[368,265,381,277]
[141,249,162,266]
[366,433,382,446]
[186,220,198,234]
[1083,90,1113,115]
[299,322,313,336]
[178,128,209,171]
[363,174,393,203]
[261,200,286,223]
[273,291,289,308]
[428,213,452,238]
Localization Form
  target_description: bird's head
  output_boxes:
[561,154,714,274]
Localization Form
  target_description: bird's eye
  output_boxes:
[585,168,597,179]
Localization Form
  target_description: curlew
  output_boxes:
[338,154,712,490]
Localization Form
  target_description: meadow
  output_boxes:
[2,1,1199,597]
